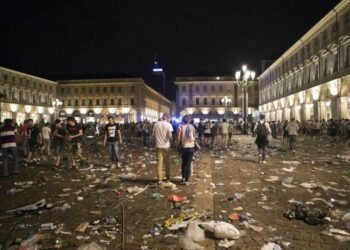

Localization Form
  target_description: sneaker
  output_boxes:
[262,161,267,164]
[292,150,296,154]
[111,164,116,169]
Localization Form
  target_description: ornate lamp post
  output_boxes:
[52,98,63,120]
[235,65,256,134]
[221,95,231,119]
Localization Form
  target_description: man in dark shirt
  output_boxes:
[103,116,122,168]
[0,119,19,176]
[25,119,41,166]
[53,119,67,168]
[66,116,84,169]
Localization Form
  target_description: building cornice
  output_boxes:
[0,66,57,84]
[259,0,350,79]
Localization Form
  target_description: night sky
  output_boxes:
[0,0,341,84]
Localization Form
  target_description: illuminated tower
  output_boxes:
[152,55,166,95]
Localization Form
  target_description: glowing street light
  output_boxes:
[235,65,256,134]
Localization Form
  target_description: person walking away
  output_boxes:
[0,119,19,177]
[41,122,52,157]
[254,115,271,164]
[197,119,205,146]
[142,120,150,147]
[228,121,234,146]
[52,119,67,168]
[282,120,289,144]
[285,118,299,153]
[152,113,173,187]
[271,121,277,139]
[210,122,219,149]
[103,116,122,168]
[219,119,229,149]
[24,120,41,166]
[66,117,84,169]
[177,115,196,185]
[203,120,211,147]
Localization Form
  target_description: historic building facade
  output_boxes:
[259,0,350,122]
[175,76,259,121]
[0,67,57,124]
[56,78,172,123]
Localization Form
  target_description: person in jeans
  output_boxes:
[52,119,67,168]
[219,119,229,149]
[254,114,271,164]
[66,116,84,169]
[286,118,299,153]
[177,115,196,185]
[103,116,122,168]
[41,122,52,157]
[152,113,173,187]
[0,119,19,177]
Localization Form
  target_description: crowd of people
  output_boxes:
[0,115,349,185]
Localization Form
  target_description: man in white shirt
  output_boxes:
[219,119,230,149]
[152,113,173,187]
[41,123,52,156]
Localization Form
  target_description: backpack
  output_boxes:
[256,123,268,137]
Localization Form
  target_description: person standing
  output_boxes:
[24,119,41,166]
[177,115,196,185]
[20,120,29,157]
[52,119,67,168]
[103,116,122,168]
[285,118,299,153]
[219,119,229,149]
[66,117,84,169]
[254,115,271,164]
[41,122,52,157]
[203,120,212,147]
[0,119,19,177]
[152,113,173,187]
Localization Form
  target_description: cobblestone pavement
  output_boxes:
[0,135,349,249]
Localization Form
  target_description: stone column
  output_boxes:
[338,96,348,119]
[300,104,306,121]
[313,101,320,120]
[319,101,327,120]
[331,97,340,119]
[290,106,295,120]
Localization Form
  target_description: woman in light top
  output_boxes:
[177,115,196,185]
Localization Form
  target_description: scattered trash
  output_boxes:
[243,221,263,232]
[281,161,300,165]
[77,242,106,250]
[265,176,279,182]
[284,203,328,225]
[261,242,282,250]
[229,213,240,221]
[6,199,47,215]
[200,221,242,239]
[167,194,187,203]
[218,238,235,248]
[322,228,350,242]
[342,212,350,230]
[75,222,90,233]
[20,234,50,248]
[227,193,244,201]
[148,192,164,200]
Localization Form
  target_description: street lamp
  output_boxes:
[0,93,7,123]
[235,65,256,134]
[221,95,231,119]
[52,98,63,120]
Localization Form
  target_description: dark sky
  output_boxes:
[0,0,341,82]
